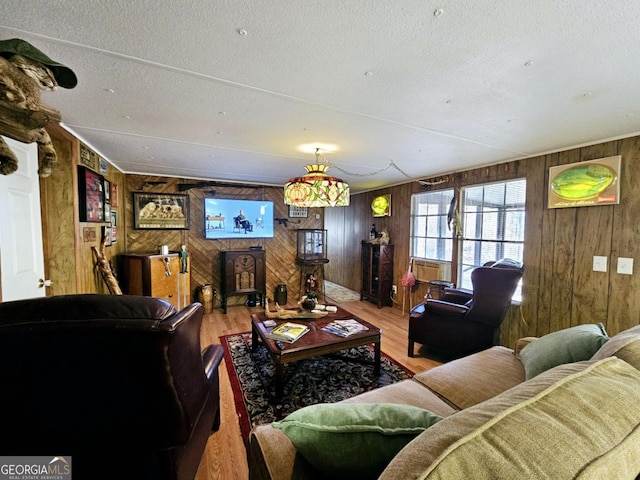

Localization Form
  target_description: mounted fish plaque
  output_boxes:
[548,155,621,209]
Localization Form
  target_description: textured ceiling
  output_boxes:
[1,1,640,193]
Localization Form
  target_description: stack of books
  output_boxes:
[266,322,309,343]
[322,319,368,337]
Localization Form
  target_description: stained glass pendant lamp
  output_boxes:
[284,148,350,207]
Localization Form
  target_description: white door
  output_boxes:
[0,136,47,301]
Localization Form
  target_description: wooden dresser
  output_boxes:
[120,253,190,310]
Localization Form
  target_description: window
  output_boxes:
[410,189,454,262]
[460,179,526,299]
[410,179,526,301]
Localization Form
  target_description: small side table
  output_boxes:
[426,280,454,299]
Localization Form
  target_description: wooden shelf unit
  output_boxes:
[360,243,394,308]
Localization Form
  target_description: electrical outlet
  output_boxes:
[391,285,397,294]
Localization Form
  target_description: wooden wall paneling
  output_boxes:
[536,152,560,337]
[41,130,77,295]
[547,148,580,334]
[570,201,613,327]
[264,188,300,304]
[569,142,618,328]
[184,185,210,298]
[326,192,369,291]
[325,205,347,286]
[608,136,640,333]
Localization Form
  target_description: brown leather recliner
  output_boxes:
[408,259,524,360]
[0,294,224,480]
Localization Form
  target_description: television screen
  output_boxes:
[204,198,275,239]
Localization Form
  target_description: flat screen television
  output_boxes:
[204,198,275,239]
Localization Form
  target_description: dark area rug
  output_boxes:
[221,332,413,442]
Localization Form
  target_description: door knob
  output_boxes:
[38,278,53,288]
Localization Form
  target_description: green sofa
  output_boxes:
[248,324,640,479]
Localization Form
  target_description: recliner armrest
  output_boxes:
[424,299,469,316]
[440,288,473,305]
[202,344,224,380]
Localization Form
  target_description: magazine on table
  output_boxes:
[322,319,368,337]
[267,322,310,343]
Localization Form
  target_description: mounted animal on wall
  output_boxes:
[0,38,77,176]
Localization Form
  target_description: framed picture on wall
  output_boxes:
[289,205,308,218]
[548,155,621,209]
[78,166,105,222]
[132,192,190,229]
[79,143,96,169]
[110,210,117,243]
[371,194,391,217]
[110,182,118,207]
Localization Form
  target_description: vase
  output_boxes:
[197,284,214,314]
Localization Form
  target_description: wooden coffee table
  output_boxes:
[251,306,382,399]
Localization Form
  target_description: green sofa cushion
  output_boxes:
[417,357,640,479]
[519,323,608,379]
[591,324,640,369]
[273,402,442,480]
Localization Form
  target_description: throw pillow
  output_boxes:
[273,402,442,480]
[519,323,608,379]
[591,324,640,369]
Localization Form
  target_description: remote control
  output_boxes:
[275,341,285,350]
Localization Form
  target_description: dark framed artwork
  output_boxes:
[78,166,105,222]
[133,192,190,230]
[104,179,111,204]
[79,143,96,169]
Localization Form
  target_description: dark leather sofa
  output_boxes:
[408,259,524,360]
[0,294,224,480]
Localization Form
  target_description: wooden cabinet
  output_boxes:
[360,243,394,308]
[221,249,266,313]
[120,253,190,310]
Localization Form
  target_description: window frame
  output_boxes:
[409,188,455,263]
[458,178,526,300]
[409,178,526,302]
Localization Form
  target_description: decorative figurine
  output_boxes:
[305,272,318,294]
[179,244,188,273]
[371,227,390,245]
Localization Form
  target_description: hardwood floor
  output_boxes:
[194,298,441,480]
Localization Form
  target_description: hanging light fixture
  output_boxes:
[284,148,350,207]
